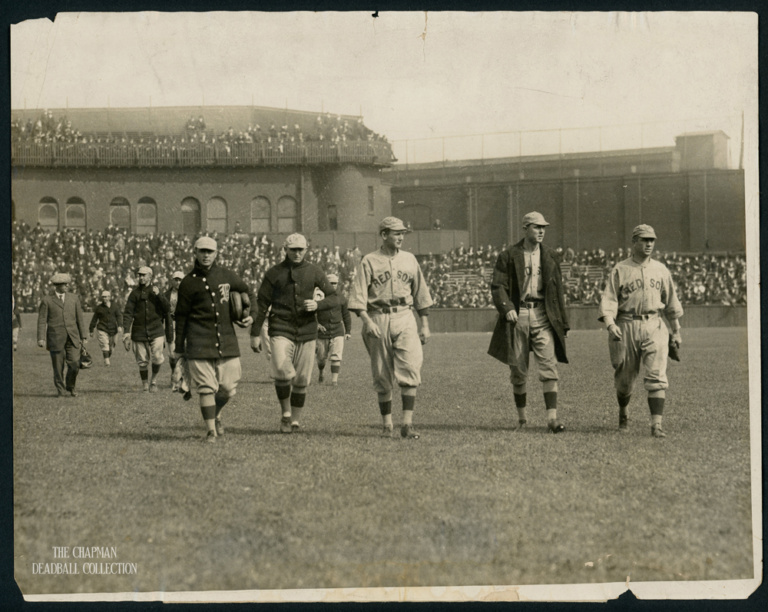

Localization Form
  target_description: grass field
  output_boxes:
[12,323,755,599]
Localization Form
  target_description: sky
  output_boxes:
[10,11,758,164]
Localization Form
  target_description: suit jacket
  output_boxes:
[37,291,88,352]
[487,239,569,366]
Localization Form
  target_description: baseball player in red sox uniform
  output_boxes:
[348,217,433,439]
[598,224,683,438]
[315,273,352,386]
[488,211,569,432]
[250,233,339,433]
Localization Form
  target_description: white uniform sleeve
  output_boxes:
[598,266,620,326]
[347,257,371,312]
[411,257,433,312]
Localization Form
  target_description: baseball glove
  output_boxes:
[230,291,251,327]
[668,337,681,362]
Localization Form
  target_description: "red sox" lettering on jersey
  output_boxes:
[370,269,413,288]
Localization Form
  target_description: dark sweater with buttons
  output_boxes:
[251,258,339,343]
[174,261,253,359]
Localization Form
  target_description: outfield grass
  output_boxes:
[13,325,754,597]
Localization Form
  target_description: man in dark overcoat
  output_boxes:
[37,272,89,397]
[488,211,569,432]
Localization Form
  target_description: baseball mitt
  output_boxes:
[668,338,681,362]
[230,291,251,327]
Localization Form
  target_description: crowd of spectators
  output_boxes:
[12,222,748,315]
[12,111,387,151]
[11,110,83,144]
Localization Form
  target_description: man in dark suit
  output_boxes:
[37,272,88,397]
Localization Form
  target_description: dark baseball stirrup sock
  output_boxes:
[214,393,229,417]
[330,364,340,374]
[151,363,161,378]
[648,397,665,416]
[275,384,291,400]
[102,351,109,359]
[513,393,527,408]
[290,393,306,408]
[401,395,416,412]
[618,393,631,417]
[139,369,149,381]
[379,400,392,416]
[543,392,557,410]
[200,396,216,421]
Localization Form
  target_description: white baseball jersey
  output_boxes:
[348,248,433,312]
[598,258,684,325]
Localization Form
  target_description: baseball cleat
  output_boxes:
[291,422,301,433]
[149,382,158,393]
[547,421,565,433]
[400,424,420,439]
[318,372,324,383]
[619,415,629,431]
[142,381,150,392]
[280,417,292,434]
[183,390,192,401]
[331,381,338,387]
[651,424,667,438]
[381,424,394,437]
[105,358,110,366]
[69,389,78,398]
[215,417,224,436]
[514,419,527,431]
[205,430,217,443]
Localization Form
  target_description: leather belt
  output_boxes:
[370,306,406,314]
[520,300,544,308]
[619,312,659,321]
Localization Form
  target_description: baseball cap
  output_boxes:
[194,236,218,251]
[101,290,112,298]
[632,224,657,239]
[522,211,550,227]
[137,266,153,276]
[284,233,308,249]
[51,272,71,284]
[172,270,185,280]
[379,216,410,232]
[327,273,339,283]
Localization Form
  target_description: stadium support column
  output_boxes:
[465,185,476,247]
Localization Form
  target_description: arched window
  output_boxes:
[137,197,157,235]
[206,197,227,233]
[250,196,271,234]
[277,196,298,233]
[110,197,130,229]
[181,197,201,235]
[38,197,59,232]
[65,197,86,231]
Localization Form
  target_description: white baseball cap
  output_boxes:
[522,211,550,227]
[194,236,218,251]
[284,233,308,249]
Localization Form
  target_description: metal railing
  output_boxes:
[11,140,395,168]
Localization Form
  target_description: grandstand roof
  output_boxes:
[11,105,364,137]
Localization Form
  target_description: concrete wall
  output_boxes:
[11,164,392,236]
[391,169,746,252]
[426,306,747,333]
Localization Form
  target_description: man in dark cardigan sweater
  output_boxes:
[174,236,254,443]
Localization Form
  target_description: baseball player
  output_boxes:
[88,290,123,366]
[598,224,683,438]
[348,216,433,439]
[315,273,352,386]
[173,236,253,442]
[122,266,173,392]
[165,270,185,388]
[249,233,339,433]
[487,211,569,432]
[12,294,22,352]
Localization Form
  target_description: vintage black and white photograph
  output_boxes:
[9,10,760,603]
